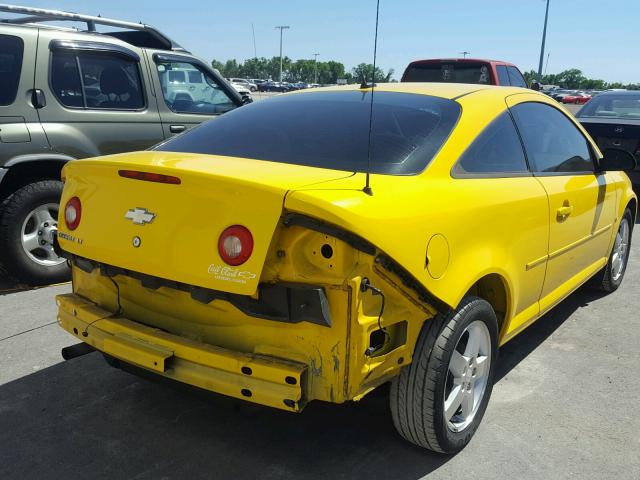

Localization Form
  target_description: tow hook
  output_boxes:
[61,342,95,360]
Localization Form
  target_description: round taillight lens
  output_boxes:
[218,225,253,266]
[64,196,81,231]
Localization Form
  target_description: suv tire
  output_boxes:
[0,180,70,285]
[390,296,498,453]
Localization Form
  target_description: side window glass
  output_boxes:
[0,34,24,106]
[507,66,527,88]
[51,52,83,107]
[51,51,144,109]
[453,111,528,176]
[496,65,509,86]
[155,60,237,115]
[511,102,594,173]
[78,53,144,109]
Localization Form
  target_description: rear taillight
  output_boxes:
[118,170,181,185]
[218,225,253,266]
[64,197,81,230]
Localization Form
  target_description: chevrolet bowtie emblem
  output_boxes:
[125,207,156,225]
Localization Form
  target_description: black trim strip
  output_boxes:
[283,213,376,255]
[49,39,140,61]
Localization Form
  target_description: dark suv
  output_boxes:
[0,5,246,284]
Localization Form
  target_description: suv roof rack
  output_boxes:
[0,4,188,52]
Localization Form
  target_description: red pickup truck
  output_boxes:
[401,58,528,87]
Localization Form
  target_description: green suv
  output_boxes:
[0,5,246,284]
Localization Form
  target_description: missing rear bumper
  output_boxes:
[56,293,307,412]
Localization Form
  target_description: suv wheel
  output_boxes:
[390,296,498,453]
[0,180,70,285]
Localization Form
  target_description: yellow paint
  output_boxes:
[56,83,637,410]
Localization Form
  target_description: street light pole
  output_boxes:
[274,25,290,82]
[537,0,550,80]
[313,52,319,84]
[459,51,470,58]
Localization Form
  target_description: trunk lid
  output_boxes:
[59,151,351,295]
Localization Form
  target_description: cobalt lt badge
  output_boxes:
[132,236,141,248]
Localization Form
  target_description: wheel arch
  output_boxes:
[459,272,511,337]
[0,154,74,200]
[627,196,637,224]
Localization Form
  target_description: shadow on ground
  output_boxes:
[0,284,607,479]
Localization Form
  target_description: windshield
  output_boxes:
[155,90,461,175]
[577,93,640,119]
[403,62,492,84]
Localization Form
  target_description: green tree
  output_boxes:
[351,63,394,84]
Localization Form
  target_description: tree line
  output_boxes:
[523,68,639,90]
[211,57,395,84]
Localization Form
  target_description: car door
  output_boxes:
[34,31,164,158]
[0,26,50,163]
[509,96,617,314]
[451,109,549,336]
[148,52,241,138]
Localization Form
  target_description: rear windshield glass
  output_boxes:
[577,94,640,119]
[403,62,492,84]
[156,91,461,175]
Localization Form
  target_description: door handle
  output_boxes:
[31,89,46,109]
[556,204,574,220]
[169,125,186,133]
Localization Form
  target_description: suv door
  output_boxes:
[0,26,50,168]
[34,33,164,158]
[508,96,617,313]
[149,52,241,137]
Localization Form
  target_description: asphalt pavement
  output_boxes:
[1,212,639,480]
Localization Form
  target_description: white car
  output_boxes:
[228,78,258,92]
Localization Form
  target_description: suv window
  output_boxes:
[496,66,509,86]
[507,66,527,88]
[51,51,144,109]
[453,111,528,176]
[0,34,24,106]
[511,102,594,173]
[155,60,236,115]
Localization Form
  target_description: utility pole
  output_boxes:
[313,52,319,84]
[544,52,550,75]
[274,25,290,82]
[459,51,470,58]
[537,0,550,80]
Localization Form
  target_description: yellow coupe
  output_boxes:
[55,83,637,453]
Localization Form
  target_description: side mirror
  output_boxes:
[598,148,637,172]
[241,93,253,105]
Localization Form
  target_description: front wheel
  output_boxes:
[0,180,70,285]
[390,296,499,453]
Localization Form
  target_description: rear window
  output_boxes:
[577,94,640,119]
[156,90,461,175]
[403,62,492,85]
[0,34,24,106]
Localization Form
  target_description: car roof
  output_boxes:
[288,82,531,100]
[597,90,638,96]
[407,58,519,67]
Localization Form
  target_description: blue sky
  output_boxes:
[8,0,639,83]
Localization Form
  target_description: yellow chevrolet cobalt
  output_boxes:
[55,83,636,453]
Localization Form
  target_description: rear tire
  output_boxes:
[0,180,69,285]
[591,208,633,293]
[390,296,498,453]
